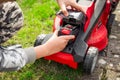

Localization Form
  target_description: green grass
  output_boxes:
[1,0,83,80]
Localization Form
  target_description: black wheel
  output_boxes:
[34,34,52,46]
[106,13,115,37]
[83,47,99,74]
[34,34,46,46]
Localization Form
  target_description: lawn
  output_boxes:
[1,0,83,80]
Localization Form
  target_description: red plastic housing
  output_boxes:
[45,0,111,69]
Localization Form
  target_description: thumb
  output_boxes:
[61,5,68,16]
[58,1,68,16]
[53,30,59,36]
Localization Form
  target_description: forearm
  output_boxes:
[34,44,52,59]
[0,45,36,71]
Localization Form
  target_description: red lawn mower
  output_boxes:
[34,0,119,74]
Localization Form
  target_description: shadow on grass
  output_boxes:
[31,58,84,80]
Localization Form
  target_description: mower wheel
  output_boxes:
[34,34,46,46]
[83,47,99,74]
[106,14,115,37]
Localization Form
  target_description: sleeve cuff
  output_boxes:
[24,47,36,64]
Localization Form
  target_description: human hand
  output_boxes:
[44,30,75,55]
[35,30,75,59]
[56,0,87,16]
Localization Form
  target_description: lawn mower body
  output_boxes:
[45,0,109,68]
[34,0,119,74]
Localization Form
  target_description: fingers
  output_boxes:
[57,0,86,16]
[57,0,68,16]
[71,2,82,11]
[70,2,86,14]
[53,30,75,40]
[60,4,68,16]
[60,35,75,40]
